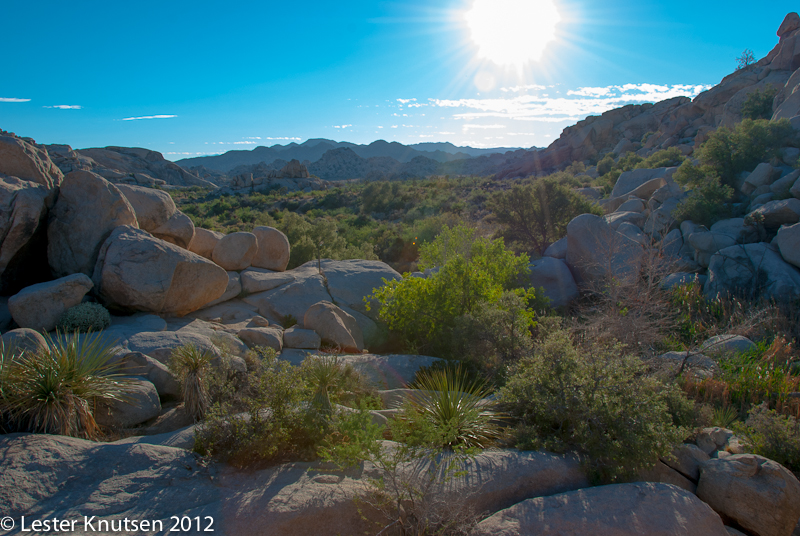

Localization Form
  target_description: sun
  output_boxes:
[465,0,561,68]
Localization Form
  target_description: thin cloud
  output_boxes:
[500,84,546,93]
[234,141,257,145]
[397,98,417,104]
[462,124,506,130]
[0,97,30,103]
[43,105,82,109]
[431,83,712,123]
[333,124,353,129]
[121,114,177,121]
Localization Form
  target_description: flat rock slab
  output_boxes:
[472,482,729,536]
[338,353,441,389]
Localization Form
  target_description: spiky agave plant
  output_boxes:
[1,331,133,438]
[407,366,502,450]
[169,345,214,421]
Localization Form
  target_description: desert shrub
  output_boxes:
[741,85,778,120]
[301,355,379,414]
[641,131,656,144]
[57,302,111,333]
[0,331,133,438]
[499,328,689,483]
[489,177,602,255]
[194,353,317,467]
[697,118,796,188]
[451,290,539,383]
[673,178,734,226]
[635,147,685,170]
[320,405,483,535]
[369,225,534,357]
[596,154,615,176]
[735,403,800,472]
[278,212,378,269]
[169,345,214,421]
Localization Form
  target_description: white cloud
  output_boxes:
[122,114,177,121]
[462,124,506,130]
[500,84,546,93]
[407,103,427,108]
[567,87,613,97]
[397,98,417,104]
[391,125,398,128]
[234,141,257,144]
[0,97,30,103]
[333,124,353,129]
[430,83,712,123]
[43,104,82,109]
[244,136,261,140]
[264,137,302,141]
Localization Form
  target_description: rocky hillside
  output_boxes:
[495,13,800,179]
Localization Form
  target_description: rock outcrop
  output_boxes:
[47,170,138,278]
[7,274,93,332]
[92,226,229,316]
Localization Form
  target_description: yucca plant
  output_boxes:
[406,366,502,450]
[303,355,344,416]
[1,331,133,439]
[712,405,740,429]
[169,345,214,421]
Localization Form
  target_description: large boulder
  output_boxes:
[151,211,195,249]
[472,482,729,536]
[283,326,321,349]
[565,213,643,286]
[240,268,295,294]
[524,257,579,308]
[252,226,291,272]
[124,330,220,365]
[94,377,161,429]
[188,227,224,259]
[204,271,242,307]
[92,226,229,316]
[0,134,63,189]
[116,351,180,399]
[0,328,47,357]
[7,274,93,332]
[699,334,756,355]
[704,243,800,300]
[303,301,364,352]
[741,163,782,196]
[697,454,800,536]
[212,232,258,271]
[747,199,800,229]
[611,167,676,198]
[687,230,738,268]
[0,176,50,294]
[114,183,176,232]
[48,170,138,278]
[336,353,441,389]
[238,327,284,352]
[776,222,800,268]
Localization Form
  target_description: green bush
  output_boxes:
[735,403,800,472]
[672,178,734,226]
[369,225,534,357]
[489,178,602,255]
[0,331,133,438]
[634,147,685,170]
[498,328,689,483]
[697,119,795,188]
[194,353,317,467]
[741,85,778,120]
[57,303,111,333]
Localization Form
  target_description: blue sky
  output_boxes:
[1,1,796,160]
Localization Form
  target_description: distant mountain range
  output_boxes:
[177,139,524,173]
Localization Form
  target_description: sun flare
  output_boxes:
[465,0,561,68]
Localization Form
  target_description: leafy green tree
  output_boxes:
[741,85,778,120]
[489,178,602,255]
[369,225,533,357]
[672,160,734,226]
